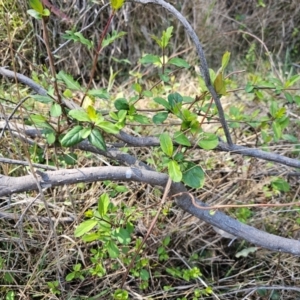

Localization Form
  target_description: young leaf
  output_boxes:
[168,57,190,68]
[221,51,231,71]
[86,105,98,122]
[132,114,150,124]
[57,71,81,90]
[61,125,84,147]
[102,30,127,48]
[284,74,300,88]
[98,193,110,218]
[73,32,93,49]
[235,247,258,258]
[160,133,173,157]
[74,219,98,237]
[198,133,219,150]
[97,121,120,134]
[107,240,120,258]
[29,0,43,14]
[88,128,107,151]
[168,160,182,182]
[174,131,191,146]
[140,54,161,65]
[161,26,173,48]
[27,9,42,19]
[30,94,53,104]
[46,131,56,144]
[30,115,53,130]
[80,127,92,139]
[50,103,62,117]
[88,88,109,99]
[214,72,226,95]
[69,110,91,122]
[110,0,125,11]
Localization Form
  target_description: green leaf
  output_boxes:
[161,26,173,48]
[159,133,173,157]
[86,105,98,121]
[61,125,84,147]
[69,109,91,122]
[65,272,74,281]
[102,30,126,48]
[42,8,50,16]
[284,74,300,88]
[97,121,120,134]
[271,178,290,192]
[142,90,153,97]
[132,83,142,94]
[132,114,150,124]
[235,247,258,258]
[221,51,231,71]
[27,9,42,19]
[140,269,150,281]
[153,112,168,124]
[198,133,219,150]
[29,0,43,13]
[107,240,120,258]
[272,120,282,141]
[46,131,56,144]
[168,92,183,108]
[174,131,191,146]
[214,72,226,95]
[245,82,254,93]
[73,32,93,49]
[110,0,125,10]
[81,232,100,242]
[88,88,109,99]
[168,160,182,182]
[154,97,171,110]
[140,54,161,65]
[30,94,53,104]
[168,57,190,68]
[284,92,293,103]
[50,103,62,117]
[113,228,131,245]
[30,115,53,130]
[57,71,81,90]
[88,128,107,151]
[182,162,205,188]
[79,127,92,139]
[98,193,110,218]
[74,219,98,237]
[115,98,129,110]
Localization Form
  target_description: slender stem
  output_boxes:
[80,11,116,107]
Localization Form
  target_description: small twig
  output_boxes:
[172,191,300,210]
[80,11,116,106]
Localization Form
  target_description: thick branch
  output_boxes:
[1,167,300,255]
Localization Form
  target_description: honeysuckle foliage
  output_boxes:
[1,0,300,259]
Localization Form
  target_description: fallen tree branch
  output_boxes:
[1,167,300,255]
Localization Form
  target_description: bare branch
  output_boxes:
[1,167,300,255]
